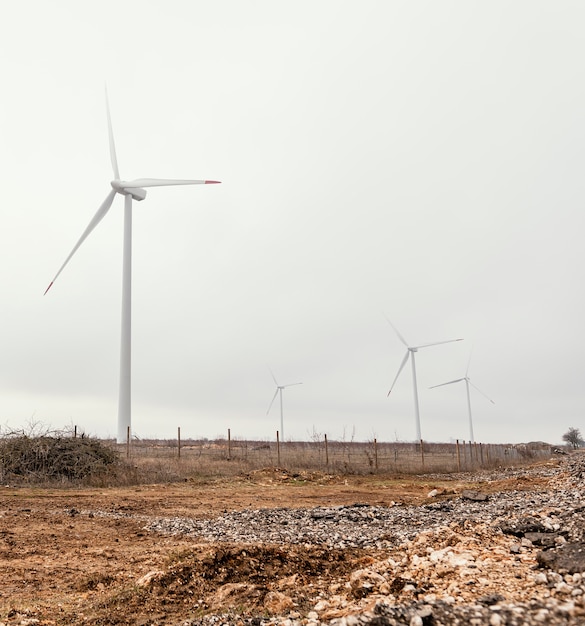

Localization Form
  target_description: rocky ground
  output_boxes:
[1,453,585,624]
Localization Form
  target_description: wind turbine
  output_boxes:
[266,369,302,442]
[45,89,220,443]
[386,318,463,442]
[429,354,494,443]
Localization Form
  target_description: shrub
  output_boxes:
[0,431,120,483]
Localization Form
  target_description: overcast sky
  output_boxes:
[1,1,584,444]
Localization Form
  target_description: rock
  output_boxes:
[537,542,585,574]
[349,569,386,597]
[135,570,165,587]
[498,517,548,537]
[461,490,489,502]
[478,593,504,605]
[264,591,294,615]
[210,582,259,610]
[524,532,560,547]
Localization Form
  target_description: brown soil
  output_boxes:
[0,466,554,625]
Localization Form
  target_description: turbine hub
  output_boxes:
[110,180,147,201]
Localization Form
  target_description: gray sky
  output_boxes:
[1,1,584,444]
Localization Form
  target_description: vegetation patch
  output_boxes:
[0,431,121,484]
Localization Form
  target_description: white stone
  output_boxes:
[534,572,548,584]
[555,581,571,594]
[557,601,575,613]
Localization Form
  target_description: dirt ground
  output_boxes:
[0,466,555,625]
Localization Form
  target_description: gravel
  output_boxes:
[95,453,585,625]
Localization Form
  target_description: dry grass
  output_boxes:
[119,438,557,484]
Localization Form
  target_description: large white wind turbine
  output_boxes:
[45,89,220,443]
[387,319,463,442]
[429,354,494,443]
[266,369,302,442]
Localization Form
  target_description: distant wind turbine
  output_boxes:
[266,369,302,442]
[386,318,463,442]
[45,88,220,443]
[429,354,494,443]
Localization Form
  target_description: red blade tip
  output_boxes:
[44,282,53,296]
[205,180,221,184]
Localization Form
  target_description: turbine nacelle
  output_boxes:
[110,180,147,201]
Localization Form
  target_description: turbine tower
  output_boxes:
[266,369,302,442]
[45,89,220,443]
[429,354,494,443]
[386,318,463,442]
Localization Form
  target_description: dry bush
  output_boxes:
[0,429,122,484]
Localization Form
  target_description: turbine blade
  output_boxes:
[383,314,409,347]
[267,366,279,386]
[283,382,302,388]
[122,178,220,188]
[44,189,117,294]
[266,388,279,415]
[105,87,120,180]
[388,351,410,396]
[465,348,474,377]
[469,380,495,404]
[415,338,464,349]
[429,378,465,389]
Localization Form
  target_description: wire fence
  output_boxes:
[121,431,559,475]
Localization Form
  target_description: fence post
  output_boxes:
[276,431,280,466]
[374,438,378,472]
[74,425,77,439]
[126,426,130,459]
[228,428,231,460]
[456,439,461,472]
[324,434,329,468]
[420,439,425,469]
[178,427,181,459]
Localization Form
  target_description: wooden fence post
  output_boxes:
[420,439,425,469]
[228,428,231,460]
[374,438,378,471]
[276,431,280,466]
[324,434,329,468]
[126,426,130,459]
[178,427,181,459]
[456,439,461,472]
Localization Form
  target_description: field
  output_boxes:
[0,438,564,625]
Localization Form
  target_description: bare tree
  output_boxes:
[563,427,583,449]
